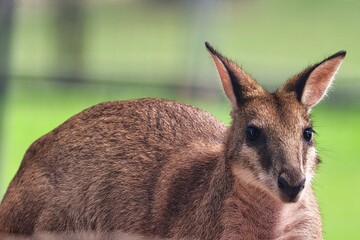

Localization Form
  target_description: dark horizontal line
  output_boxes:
[8,73,222,94]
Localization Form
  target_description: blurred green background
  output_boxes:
[0,0,359,239]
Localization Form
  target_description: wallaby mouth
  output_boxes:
[278,173,306,202]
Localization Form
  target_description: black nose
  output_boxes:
[278,173,306,200]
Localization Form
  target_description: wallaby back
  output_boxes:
[0,43,346,239]
[0,99,227,235]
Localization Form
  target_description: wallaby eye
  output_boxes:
[246,126,261,141]
[303,128,315,142]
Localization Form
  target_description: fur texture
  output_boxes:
[0,43,346,239]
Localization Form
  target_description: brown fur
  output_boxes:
[0,43,345,239]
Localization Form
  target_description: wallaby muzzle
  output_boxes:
[278,172,306,202]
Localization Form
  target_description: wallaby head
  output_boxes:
[205,42,345,203]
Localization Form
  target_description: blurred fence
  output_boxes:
[2,0,360,103]
[0,0,15,183]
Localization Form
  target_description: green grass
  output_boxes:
[312,108,360,239]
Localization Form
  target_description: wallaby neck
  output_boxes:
[223,163,320,239]
[222,169,282,239]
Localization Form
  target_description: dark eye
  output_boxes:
[246,126,261,141]
[303,128,315,142]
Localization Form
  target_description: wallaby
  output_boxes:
[0,42,346,239]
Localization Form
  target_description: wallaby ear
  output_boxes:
[279,51,346,109]
[205,42,265,109]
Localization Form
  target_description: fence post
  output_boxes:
[53,0,85,83]
[0,0,15,197]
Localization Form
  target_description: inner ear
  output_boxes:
[205,42,266,110]
[279,50,346,109]
[207,48,238,106]
[301,54,345,107]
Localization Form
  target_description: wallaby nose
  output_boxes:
[278,173,306,201]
